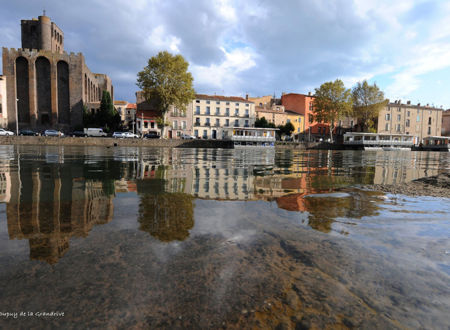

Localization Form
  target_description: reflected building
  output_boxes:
[0,171,11,203]
[5,164,114,264]
[371,151,440,185]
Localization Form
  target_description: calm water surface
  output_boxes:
[0,145,449,329]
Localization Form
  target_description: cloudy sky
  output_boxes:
[1,0,449,108]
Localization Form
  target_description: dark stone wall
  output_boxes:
[16,56,30,123]
[21,20,41,50]
[36,56,52,125]
[57,61,70,125]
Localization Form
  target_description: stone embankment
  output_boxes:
[0,136,233,148]
[372,172,450,198]
[0,136,327,149]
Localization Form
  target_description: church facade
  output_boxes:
[2,14,113,132]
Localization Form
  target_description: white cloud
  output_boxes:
[191,47,257,93]
[146,25,181,53]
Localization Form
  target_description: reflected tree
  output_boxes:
[138,193,194,242]
[304,191,381,233]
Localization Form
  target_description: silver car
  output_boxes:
[43,129,64,137]
[113,132,138,138]
[0,128,14,136]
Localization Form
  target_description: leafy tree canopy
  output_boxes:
[255,116,276,128]
[352,80,388,132]
[137,51,195,115]
[278,121,295,137]
[313,79,353,142]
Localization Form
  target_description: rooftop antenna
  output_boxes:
[43,9,46,16]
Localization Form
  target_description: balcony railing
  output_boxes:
[194,122,201,126]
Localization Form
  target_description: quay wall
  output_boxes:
[0,136,234,148]
[0,137,352,150]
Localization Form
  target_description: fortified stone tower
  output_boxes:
[21,13,64,54]
[2,13,113,132]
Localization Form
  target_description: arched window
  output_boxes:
[36,56,51,125]
[15,56,30,123]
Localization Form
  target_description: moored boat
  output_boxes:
[343,132,416,150]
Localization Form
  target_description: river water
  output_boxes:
[0,145,449,329]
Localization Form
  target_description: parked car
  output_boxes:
[43,129,64,137]
[85,128,107,137]
[144,132,160,139]
[19,129,39,136]
[70,130,87,137]
[180,133,195,140]
[0,128,14,136]
[113,131,138,138]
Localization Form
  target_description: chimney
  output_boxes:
[418,103,421,106]
[308,91,311,96]
[407,100,411,105]
[245,94,248,100]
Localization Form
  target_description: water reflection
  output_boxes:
[6,165,114,264]
[0,145,448,264]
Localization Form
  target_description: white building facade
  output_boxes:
[191,94,255,139]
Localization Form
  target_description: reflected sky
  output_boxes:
[0,145,449,329]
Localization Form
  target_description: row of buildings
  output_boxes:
[133,91,448,142]
[1,14,449,142]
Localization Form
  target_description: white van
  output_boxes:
[84,128,107,137]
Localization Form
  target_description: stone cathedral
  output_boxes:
[2,13,114,131]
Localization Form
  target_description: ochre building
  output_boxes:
[2,14,113,132]
[377,101,443,142]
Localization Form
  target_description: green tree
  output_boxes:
[137,51,195,137]
[97,90,121,132]
[352,80,388,132]
[313,79,353,142]
[255,116,276,128]
[278,121,295,138]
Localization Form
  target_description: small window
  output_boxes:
[397,114,401,121]
[427,126,431,134]
[416,115,420,122]
[206,100,210,104]
[385,114,390,120]
[235,103,239,106]
[428,117,432,125]
[406,119,410,127]
[196,100,200,103]
[216,101,220,105]
[385,123,390,131]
